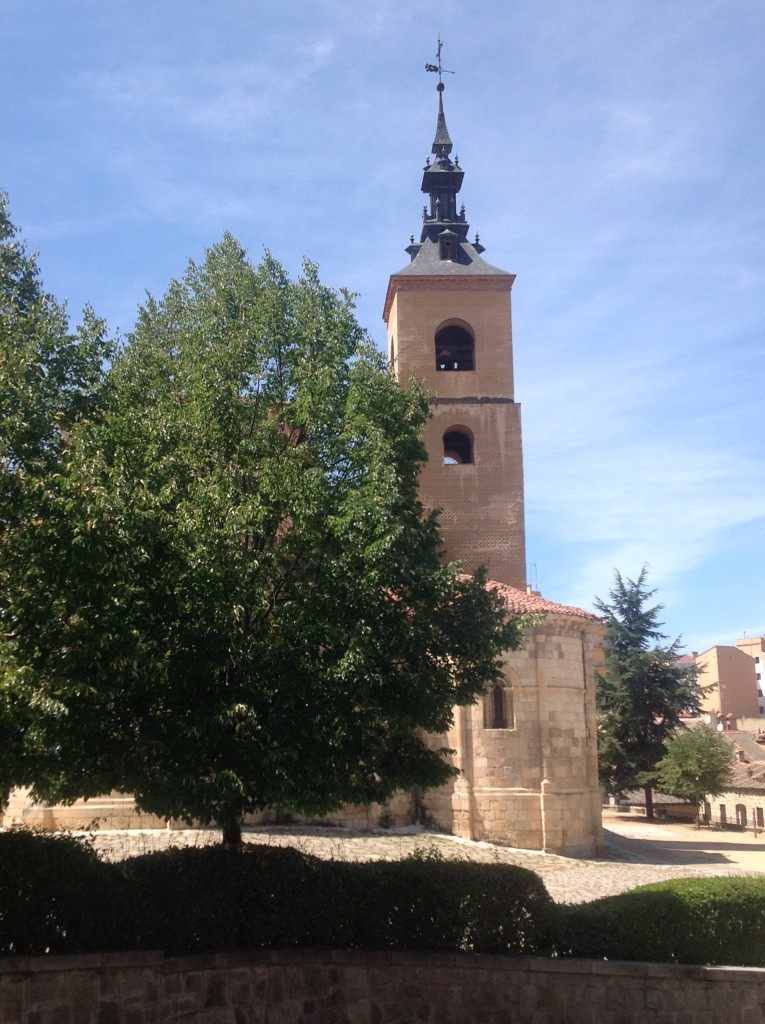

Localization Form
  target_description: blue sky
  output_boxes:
[3,0,764,653]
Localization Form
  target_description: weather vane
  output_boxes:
[425,35,455,86]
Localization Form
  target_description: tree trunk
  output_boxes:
[221,818,243,846]
[643,783,655,821]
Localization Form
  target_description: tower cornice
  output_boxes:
[383,272,515,324]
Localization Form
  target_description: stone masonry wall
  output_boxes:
[1,949,763,1024]
[420,614,603,857]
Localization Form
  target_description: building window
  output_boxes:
[757,807,764,829]
[719,804,727,825]
[485,684,513,729]
[435,325,474,371]
[736,804,748,828]
[443,428,473,465]
[439,236,456,261]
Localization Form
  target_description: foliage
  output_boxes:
[2,832,763,965]
[353,851,552,953]
[0,829,116,954]
[0,221,521,837]
[0,835,551,956]
[120,844,358,952]
[0,193,113,806]
[595,568,703,816]
[656,725,734,821]
[551,876,765,966]
[0,192,111,481]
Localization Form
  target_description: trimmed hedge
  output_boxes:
[354,853,551,954]
[0,829,117,954]
[2,830,764,966]
[0,834,551,956]
[552,877,765,966]
[120,844,360,952]
[119,847,550,954]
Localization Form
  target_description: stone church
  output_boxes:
[4,75,603,857]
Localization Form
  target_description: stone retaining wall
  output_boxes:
[1,949,764,1023]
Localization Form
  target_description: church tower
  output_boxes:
[384,70,525,589]
[382,49,604,857]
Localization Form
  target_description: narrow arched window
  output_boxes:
[435,325,474,371]
[484,684,513,729]
[492,685,507,729]
[485,684,514,733]
[443,428,473,465]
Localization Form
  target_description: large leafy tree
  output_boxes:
[1,225,521,842]
[656,726,734,828]
[595,568,703,820]
[0,193,112,806]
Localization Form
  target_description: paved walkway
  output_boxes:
[86,812,765,904]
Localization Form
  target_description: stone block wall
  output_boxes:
[420,613,603,856]
[1,949,763,1024]
[708,789,765,831]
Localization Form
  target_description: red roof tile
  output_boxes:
[476,578,599,620]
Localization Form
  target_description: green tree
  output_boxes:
[656,726,734,827]
[0,193,112,806]
[0,192,111,480]
[595,568,703,820]
[0,229,522,843]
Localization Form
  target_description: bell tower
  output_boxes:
[383,55,526,589]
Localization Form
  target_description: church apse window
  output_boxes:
[443,428,473,465]
[484,684,513,730]
[435,324,474,371]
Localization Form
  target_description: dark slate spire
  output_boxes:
[420,41,468,245]
[432,86,453,155]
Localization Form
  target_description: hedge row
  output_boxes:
[551,876,765,966]
[0,830,550,956]
[2,829,764,966]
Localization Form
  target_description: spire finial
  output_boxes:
[417,39,469,247]
[425,35,455,90]
[426,37,455,157]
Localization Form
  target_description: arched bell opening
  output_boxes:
[443,427,474,465]
[435,323,474,372]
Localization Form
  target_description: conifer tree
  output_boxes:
[595,568,702,819]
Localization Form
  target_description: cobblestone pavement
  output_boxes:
[86,814,765,905]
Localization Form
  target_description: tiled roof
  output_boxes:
[481,578,599,620]
[622,789,691,806]
[728,761,765,792]
[729,732,765,763]
[391,238,511,278]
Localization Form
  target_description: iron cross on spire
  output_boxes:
[425,35,455,86]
